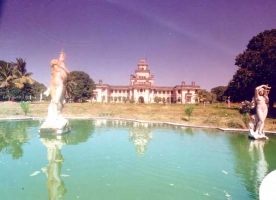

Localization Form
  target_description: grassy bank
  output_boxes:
[0,101,275,131]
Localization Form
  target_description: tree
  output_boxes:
[185,105,195,121]
[13,58,34,88]
[0,62,16,100]
[0,59,35,101]
[197,89,215,103]
[30,81,47,100]
[66,71,95,102]
[211,86,227,102]
[225,29,276,107]
[65,78,77,101]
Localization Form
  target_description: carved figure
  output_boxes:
[46,52,69,120]
[249,85,271,139]
[40,52,70,133]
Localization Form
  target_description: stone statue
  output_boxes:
[249,84,271,139]
[40,51,70,134]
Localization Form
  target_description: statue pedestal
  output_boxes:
[39,117,70,134]
[248,129,269,140]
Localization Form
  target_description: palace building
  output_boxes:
[93,60,200,104]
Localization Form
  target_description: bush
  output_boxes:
[20,102,30,116]
[239,100,253,114]
[185,105,195,121]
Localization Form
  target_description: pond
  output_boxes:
[0,119,276,200]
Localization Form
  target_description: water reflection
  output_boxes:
[129,122,152,155]
[41,135,67,200]
[39,120,95,200]
[229,135,269,199]
[94,119,154,155]
[93,119,197,155]
[249,139,268,195]
[0,120,38,159]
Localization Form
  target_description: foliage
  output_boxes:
[66,71,95,102]
[239,100,253,114]
[197,89,216,103]
[225,29,276,108]
[211,86,227,102]
[184,105,195,120]
[0,61,15,100]
[154,96,160,103]
[0,121,35,159]
[20,102,30,116]
[239,100,254,127]
[0,58,35,101]
[13,58,34,89]
[30,81,47,100]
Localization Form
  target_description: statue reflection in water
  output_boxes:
[248,139,268,194]
[40,135,67,200]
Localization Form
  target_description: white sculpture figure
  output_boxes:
[248,85,271,139]
[40,51,70,134]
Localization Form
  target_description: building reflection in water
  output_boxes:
[40,135,67,200]
[94,119,154,155]
[129,121,152,155]
[94,119,188,156]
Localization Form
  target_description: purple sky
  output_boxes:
[0,0,275,91]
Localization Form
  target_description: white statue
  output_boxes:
[40,51,70,134]
[249,84,271,139]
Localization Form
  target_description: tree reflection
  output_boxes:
[65,120,95,145]
[0,120,38,159]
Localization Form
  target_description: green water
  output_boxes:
[0,119,276,200]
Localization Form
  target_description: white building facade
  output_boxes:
[93,60,200,104]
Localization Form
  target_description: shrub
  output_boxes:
[184,105,195,121]
[20,102,30,116]
[239,100,253,114]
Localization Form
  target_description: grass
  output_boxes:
[0,101,275,132]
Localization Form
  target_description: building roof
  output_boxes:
[138,59,148,66]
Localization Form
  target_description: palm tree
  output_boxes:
[13,58,34,100]
[0,62,16,100]
[13,58,34,89]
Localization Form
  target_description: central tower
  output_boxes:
[130,59,154,86]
